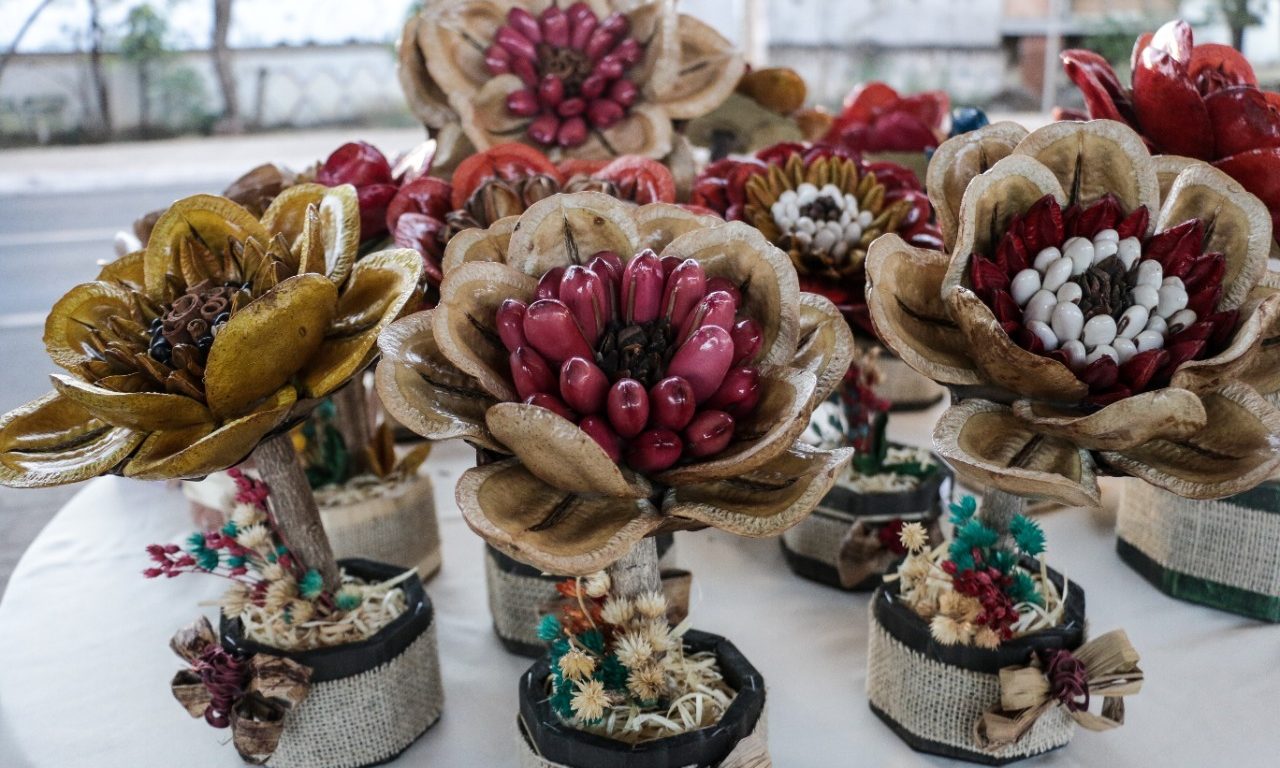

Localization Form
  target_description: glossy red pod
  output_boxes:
[606,378,650,438]
[559,356,609,415]
[661,259,708,329]
[666,326,734,403]
[684,410,735,458]
[579,416,622,462]
[496,299,528,352]
[626,428,683,473]
[510,346,556,400]
[621,250,664,324]
[649,376,696,431]
[522,299,594,364]
[525,392,575,421]
[559,265,608,345]
[705,367,761,416]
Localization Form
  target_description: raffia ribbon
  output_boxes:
[169,616,312,765]
[974,629,1143,751]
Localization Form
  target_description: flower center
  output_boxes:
[149,280,239,366]
[486,6,643,149]
[769,182,874,266]
[494,249,766,473]
[445,174,615,238]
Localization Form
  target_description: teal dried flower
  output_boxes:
[989,549,1018,575]
[1010,514,1046,557]
[597,655,629,691]
[225,554,246,568]
[299,568,324,599]
[550,676,575,719]
[1008,571,1043,607]
[537,614,563,642]
[186,532,207,549]
[949,495,977,526]
[195,547,219,571]
[549,638,570,657]
[221,521,238,537]
[955,519,998,551]
[578,628,606,655]
[335,587,362,612]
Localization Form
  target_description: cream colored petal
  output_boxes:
[0,391,143,488]
[594,103,675,160]
[433,260,537,401]
[656,368,817,486]
[123,387,297,481]
[1156,162,1270,310]
[945,286,1088,402]
[632,202,721,253]
[457,458,663,576]
[1153,154,1197,201]
[298,248,424,399]
[1012,388,1207,451]
[454,73,534,152]
[50,374,212,432]
[486,402,650,497]
[144,195,269,301]
[647,12,744,120]
[1101,382,1280,499]
[1012,120,1159,214]
[419,0,507,102]
[926,121,1029,252]
[657,220,799,369]
[505,191,641,277]
[663,443,853,537]
[1236,295,1280,396]
[204,273,337,420]
[630,0,679,102]
[440,214,520,273]
[263,183,360,287]
[1172,294,1280,392]
[864,235,982,386]
[43,281,138,372]
[792,293,857,408]
[397,13,459,129]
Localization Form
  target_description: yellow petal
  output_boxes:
[440,214,519,274]
[204,273,337,420]
[1012,119,1159,214]
[664,443,853,536]
[144,194,268,301]
[433,260,537,402]
[124,386,297,480]
[263,183,360,287]
[51,374,212,432]
[505,192,641,277]
[632,202,721,254]
[1012,388,1207,451]
[864,235,982,385]
[926,121,1028,251]
[1101,382,1280,499]
[933,399,1101,508]
[96,251,146,286]
[299,248,424,399]
[0,391,143,488]
[1156,162,1270,310]
[485,402,650,498]
[457,458,662,576]
[43,280,137,372]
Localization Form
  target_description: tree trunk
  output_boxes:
[212,0,241,132]
[0,0,56,88]
[138,65,151,132]
[979,487,1025,551]
[332,377,372,476]
[1231,25,1246,52]
[605,536,662,601]
[253,430,341,591]
[87,0,112,137]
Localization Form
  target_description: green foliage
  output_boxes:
[303,401,353,488]
[550,675,575,719]
[955,519,998,550]
[537,614,563,642]
[120,4,169,65]
[988,548,1018,576]
[578,628,605,655]
[949,495,977,527]
[1010,514,1046,557]
[299,569,324,600]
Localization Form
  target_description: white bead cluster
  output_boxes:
[1007,228,1196,371]
[771,182,875,259]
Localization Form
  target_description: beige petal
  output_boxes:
[505,191,641,276]
[934,399,1102,508]
[123,387,297,480]
[397,13,458,129]
[926,121,1029,251]
[204,273,337,420]
[633,203,721,253]
[864,235,982,385]
[1012,388,1207,451]
[50,374,212,432]
[1012,120,1159,214]
[457,458,663,576]
[1236,295,1280,396]
[43,280,138,372]
[792,293,857,408]
[594,103,675,160]
[454,73,534,151]
[486,402,650,497]
[648,12,744,120]
[1172,294,1280,392]
[418,0,506,102]
[1153,154,1197,201]
[945,286,1088,402]
[1101,382,1280,499]
[664,443,853,537]
[1156,162,1270,310]
[298,248,424,399]
[657,220,800,369]
[440,215,520,273]
[433,260,537,401]
[629,0,678,101]
[144,195,269,301]
[263,183,360,287]
[0,391,143,488]
[96,251,145,286]
[657,368,817,486]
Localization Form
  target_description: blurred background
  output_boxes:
[0,0,1274,590]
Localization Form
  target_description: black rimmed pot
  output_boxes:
[221,558,443,768]
[866,565,1086,765]
[518,630,765,768]
[781,455,952,591]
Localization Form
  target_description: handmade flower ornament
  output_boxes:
[824,82,950,154]
[0,186,424,487]
[866,119,1280,506]
[377,191,855,574]
[399,0,745,160]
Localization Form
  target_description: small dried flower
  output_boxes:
[974,626,1001,650]
[287,598,314,624]
[230,502,265,529]
[643,619,674,653]
[260,563,285,582]
[218,582,251,619]
[898,522,929,552]
[900,554,932,584]
[634,590,667,620]
[582,571,611,598]
[627,663,666,702]
[558,648,596,681]
[930,614,966,646]
[235,523,272,552]
[600,597,634,626]
[570,679,609,723]
[264,578,297,613]
[615,632,654,669]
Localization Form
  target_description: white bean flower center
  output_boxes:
[1008,228,1196,371]
[771,182,874,262]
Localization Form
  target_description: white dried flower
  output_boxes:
[582,571,611,598]
[626,663,666,702]
[570,679,609,722]
[898,522,929,552]
[230,502,265,528]
[600,597,634,626]
[930,614,966,646]
[634,590,667,620]
[973,626,1001,650]
[614,632,654,669]
[264,578,297,613]
[287,598,314,624]
[235,524,272,552]
[218,583,251,619]
[643,619,675,653]
[558,648,596,681]
[260,563,285,582]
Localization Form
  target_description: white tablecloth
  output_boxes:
[1,404,1277,767]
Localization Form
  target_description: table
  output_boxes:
[1,404,1276,767]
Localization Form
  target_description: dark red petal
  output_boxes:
[1207,309,1240,348]
[1122,349,1168,392]
[1016,327,1045,354]
[1073,194,1123,239]
[1182,252,1225,294]
[1080,356,1119,391]
[1020,195,1064,255]
[1132,45,1215,159]
[1145,219,1204,269]
[1086,386,1133,408]
[1204,86,1280,158]
[1173,320,1215,343]
[1116,206,1150,239]
[1162,338,1208,378]
[1150,19,1193,65]
[1188,43,1258,89]
[995,230,1029,275]
[970,256,1010,300]
[1187,284,1222,317]
[1062,204,1083,240]
[991,290,1021,324]
[1060,49,1134,124]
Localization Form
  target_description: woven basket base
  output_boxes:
[1116,481,1280,622]
[778,537,879,591]
[320,473,442,583]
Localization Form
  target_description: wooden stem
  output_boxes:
[253,430,340,591]
[979,487,1025,550]
[332,377,372,475]
[606,537,662,602]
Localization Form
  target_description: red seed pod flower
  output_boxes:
[377,192,857,574]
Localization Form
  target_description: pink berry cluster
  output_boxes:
[486,4,643,148]
[496,250,765,473]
